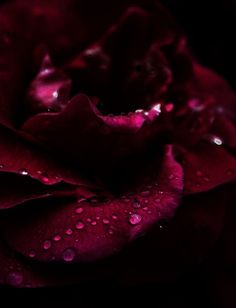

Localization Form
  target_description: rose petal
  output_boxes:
[0,125,94,187]
[26,53,72,114]
[176,142,236,194]
[3,146,183,263]
[22,94,169,174]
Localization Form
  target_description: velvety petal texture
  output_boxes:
[0,0,236,289]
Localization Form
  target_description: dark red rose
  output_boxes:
[0,0,236,290]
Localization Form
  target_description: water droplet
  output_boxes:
[91,221,97,226]
[7,271,23,286]
[133,199,141,208]
[19,168,28,176]
[144,200,149,204]
[76,221,85,230]
[65,228,73,235]
[129,214,142,225]
[43,240,51,250]
[143,207,148,211]
[29,250,36,258]
[87,218,92,222]
[75,207,84,214]
[53,234,61,242]
[196,170,203,177]
[140,191,151,197]
[62,248,76,262]
[108,229,114,235]
[188,98,204,111]
[112,215,118,220]
[159,225,164,229]
[211,136,223,146]
[102,218,110,224]
[0,164,4,168]
[159,191,164,195]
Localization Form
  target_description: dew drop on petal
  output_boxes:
[112,215,118,220]
[76,221,85,230]
[75,207,84,214]
[19,168,28,176]
[43,240,51,250]
[29,250,36,258]
[62,248,76,262]
[102,218,110,224]
[129,214,142,225]
[108,229,114,235]
[53,234,61,242]
[65,228,73,235]
[0,164,4,168]
[91,221,97,226]
[211,136,223,146]
[7,271,23,286]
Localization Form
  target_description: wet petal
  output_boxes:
[176,142,236,194]
[3,146,183,263]
[22,95,169,173]
[0,125,93,187]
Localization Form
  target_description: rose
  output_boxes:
[0,0,236,289]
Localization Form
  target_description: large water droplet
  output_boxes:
[62,248,76,262]
[7,271,23,286]
[76,221,85,230]
[129,214,142,225]
[43,240,51,250]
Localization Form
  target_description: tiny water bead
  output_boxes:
[75,207,84,214]
[0,163,4,168]
[43,240,52,250]
[129,214,142,225]
[29,250,36,258]
[102,218,110,224]
[19,168,29,176]
[6,271,23,286]
[75,221,85,230]
[65,228,73,235]
[62,248,76,262]
[133,199,141,209]
[53,234,61,242]
[211,136,223,146]
[112,215,118,220]
[91,221,97,226]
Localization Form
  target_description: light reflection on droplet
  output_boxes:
[102,218,110,224]
[43,240,51,250]
[62,248,76,262]
[65,228,73,235]
[129,214,142,225]
[19,168,28,176]
[75,221,85,230]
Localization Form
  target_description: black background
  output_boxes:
[0,1,236,307]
